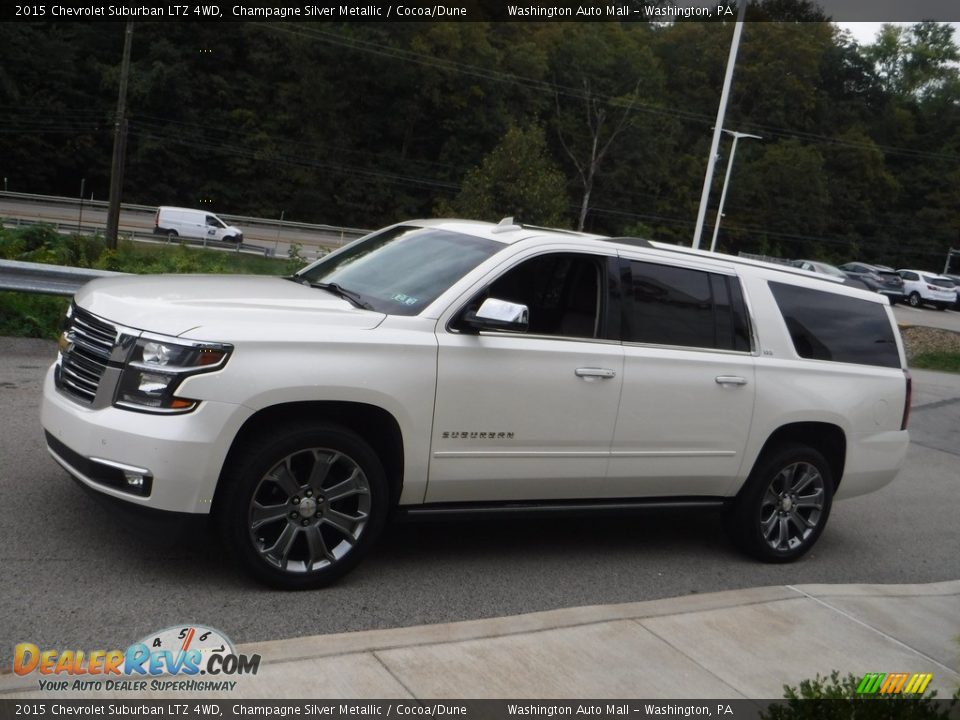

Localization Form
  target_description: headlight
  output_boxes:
[115,336,232,414]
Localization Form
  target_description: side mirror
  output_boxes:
[463,298,529,333]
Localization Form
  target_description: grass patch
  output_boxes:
[0,292,69,339]
[911,351,960,373]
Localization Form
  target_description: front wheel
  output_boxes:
[218,422,388,589]
[908,292,921,308]
[725,443,834,562]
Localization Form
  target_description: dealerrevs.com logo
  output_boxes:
[14,625,261,693]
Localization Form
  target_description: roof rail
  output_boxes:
[601,237,832,281]
[605,236,654,249]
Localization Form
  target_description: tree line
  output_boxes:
[1,8,958,269]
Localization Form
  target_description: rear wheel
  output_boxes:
[725,443,833,562]
[165,229,178,240]
[936,303,947,311]
[218,422,388,589]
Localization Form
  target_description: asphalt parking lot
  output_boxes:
[894,302,960,332]
[1,337,958,669]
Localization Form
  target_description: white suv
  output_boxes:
[897,269,956,310]
[42,220,911,589]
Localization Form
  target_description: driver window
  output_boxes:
[463,252,604,339]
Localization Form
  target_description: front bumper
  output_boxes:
[41,365,252,514]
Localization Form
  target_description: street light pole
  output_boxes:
[709,130,761,253]
[692,0,748,250]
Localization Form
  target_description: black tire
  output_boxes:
[935,303,947,311]
[725,443,833,563]
[218,422,388,589]
[908,292,921,308]
[166,229,178,239]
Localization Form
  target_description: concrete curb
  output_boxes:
[3,581,957,699]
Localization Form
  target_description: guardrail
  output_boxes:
[0,259,128,296]
[0,190,369,245]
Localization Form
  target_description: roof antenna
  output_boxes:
[491,216,522,234]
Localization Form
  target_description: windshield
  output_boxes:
[296,225,502,315]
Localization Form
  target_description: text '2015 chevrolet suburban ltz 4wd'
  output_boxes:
[42,219,911,589]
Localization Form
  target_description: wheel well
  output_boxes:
[214,401,404,513]
[753,422,846,490]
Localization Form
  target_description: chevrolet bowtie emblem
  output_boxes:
[59,330,76,355]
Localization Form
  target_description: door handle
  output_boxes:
[575,367,617,380]
[715,375,747,386]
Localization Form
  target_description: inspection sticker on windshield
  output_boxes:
[391,293,419,306]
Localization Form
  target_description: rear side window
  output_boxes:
[769,282,900,368]
[623,261,750,351]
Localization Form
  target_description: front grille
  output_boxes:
[57,306,117,404]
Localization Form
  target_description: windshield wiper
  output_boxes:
[310,282,375,310]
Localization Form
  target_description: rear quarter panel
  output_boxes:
[737,273,909,499]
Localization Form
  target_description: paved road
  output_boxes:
[894,302,960,333]
[0,198,351,262]
[1,338,958,669]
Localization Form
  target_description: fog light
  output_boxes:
[124,471,145,488]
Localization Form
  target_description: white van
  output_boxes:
[153,206,244,244]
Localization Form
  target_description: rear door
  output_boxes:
[608,256,756,497]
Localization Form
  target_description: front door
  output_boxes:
[427,251,624,503]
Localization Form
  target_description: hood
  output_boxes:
[74,274,386,337]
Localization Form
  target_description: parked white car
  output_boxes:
[897,269,956,310]
[153,206,244,244]
[42,219,911,588]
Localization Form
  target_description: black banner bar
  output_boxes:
[1,699,958,720]
[3,0,960,23]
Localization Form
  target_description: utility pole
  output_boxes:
[105,22,133,250]
[78,178,86,234]
[709,130,761,252]
[692,0,748,250]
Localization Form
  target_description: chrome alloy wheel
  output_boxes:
[758,461,825,552]
[248,448,371,573]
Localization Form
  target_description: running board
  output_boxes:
[397,497,726,520]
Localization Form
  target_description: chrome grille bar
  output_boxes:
[57,306,118,405]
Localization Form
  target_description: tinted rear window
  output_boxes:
[769,282,900,368]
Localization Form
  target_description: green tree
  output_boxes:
[547,23,663,231]
[439,124,568,227]
[725,140,828,258]
[864,22,960,100]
